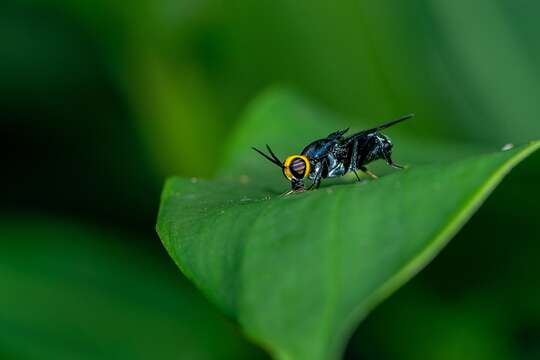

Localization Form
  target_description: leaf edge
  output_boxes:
[326,141,540,359]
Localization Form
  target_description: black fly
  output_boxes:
[252,114,413,195]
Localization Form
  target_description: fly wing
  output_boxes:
[371,113,414,131]
[345,113,414,141]
[325,128,349,140]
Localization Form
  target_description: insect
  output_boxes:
[252,114,413,195]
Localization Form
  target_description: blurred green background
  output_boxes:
[2,0,539,359]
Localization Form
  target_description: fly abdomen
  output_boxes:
[342,135,368,172]
[348,138,359,172]
[355,133,393,167]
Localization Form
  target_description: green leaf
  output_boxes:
[157,91,540,360]
[0,217,266,360]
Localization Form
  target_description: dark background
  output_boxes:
[2,0,539,359]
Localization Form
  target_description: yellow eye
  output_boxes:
[283,155,311,180]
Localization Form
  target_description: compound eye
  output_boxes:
[284,155,311,180]
[290,158,307,178]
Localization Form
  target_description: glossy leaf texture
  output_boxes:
[157,90,540,360]
[0,217,266,360]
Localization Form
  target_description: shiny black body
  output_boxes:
[252,114,413,193]
[301,114,412,189]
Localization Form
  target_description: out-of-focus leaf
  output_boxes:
[0,217,267,360]
[350,285,513,360]
[157,90,539,360]
[123,53,223,176]
[430,0,540,143]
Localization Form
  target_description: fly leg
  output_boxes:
[281,179,305,197]
[383,152,406,169]
[307,159,327,190]
[376,136,406,170]
[281,188,305,197]
[387,159,405,169]
[281,189,295,197]
[307,169,323,190]
[359,166,378,179]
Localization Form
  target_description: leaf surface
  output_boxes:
[157,91,539,360]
